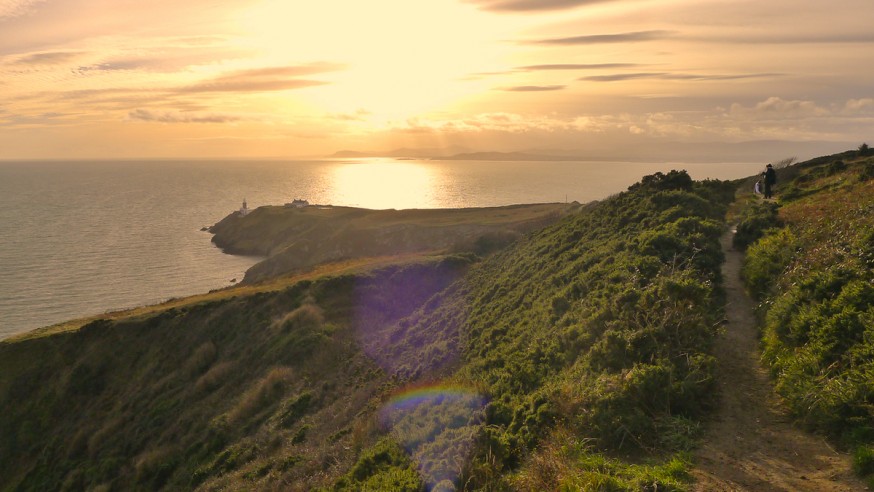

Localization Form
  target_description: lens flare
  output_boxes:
[379,384,488,489]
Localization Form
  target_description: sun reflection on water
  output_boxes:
[327,160,439,209]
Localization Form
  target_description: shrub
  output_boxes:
[854,445,874,476]
[732,201,781,251]
[185,341,217,376]
[333,438,423,491]
[742,228,799,300]
[273,303,324,333]
[194,361,236,394]
[228,367,294,424]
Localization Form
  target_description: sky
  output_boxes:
[1,0,873,160]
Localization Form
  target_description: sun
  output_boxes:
[236,0,515,122]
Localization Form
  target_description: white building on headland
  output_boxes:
[285,199,309,208]
[239,198,251,216]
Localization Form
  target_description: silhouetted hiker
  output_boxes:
[763,163,776,199]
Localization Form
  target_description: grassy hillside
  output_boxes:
[736,151,874,485]
[0,257,474,491]
[0,170,737,491]
[338,171,736,490]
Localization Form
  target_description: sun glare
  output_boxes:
[237,0,514,122]
[328,160,437,209]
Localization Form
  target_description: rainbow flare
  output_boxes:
[379,383,488,489]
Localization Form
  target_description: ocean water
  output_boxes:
[0,159,763,339]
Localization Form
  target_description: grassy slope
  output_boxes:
[737,152,874,484]
[0,171,737,491]
[0,257,473,491]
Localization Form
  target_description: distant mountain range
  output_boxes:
[330,140,856,163]
[331,150,577,161]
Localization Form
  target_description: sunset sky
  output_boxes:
[2,0,873,160]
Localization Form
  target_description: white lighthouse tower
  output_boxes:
[239,198,250,216]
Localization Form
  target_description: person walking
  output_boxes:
[763,163,776,199]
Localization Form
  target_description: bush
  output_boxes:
[742,228,799,300]
[228,367,294,424]
[333,439,424,491]
[854,445,874,476]
[732,201,781,251]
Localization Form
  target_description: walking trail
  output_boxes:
[690,229,867,491]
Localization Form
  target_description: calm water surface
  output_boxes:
[0,159,763,339]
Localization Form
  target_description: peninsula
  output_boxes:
[209,202,579,283]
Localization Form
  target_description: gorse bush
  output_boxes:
[742,228,799,300]
[732,200,781,251]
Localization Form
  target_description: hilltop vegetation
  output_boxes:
[736,151,874,486]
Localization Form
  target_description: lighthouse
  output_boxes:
[240,198,250,216]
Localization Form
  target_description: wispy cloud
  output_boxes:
[699,32,874,45]
[181,63,344,93]
[0,0,45,19]
[329,109,372,121]
[12,50,81,65]
[499,85,565,92]
[388,96,874,143]
[466,0,614,12]
[517,63,640,71]
[128,108,242,124]
[580,72,781,82]
[529,30,674,45]
[465,63,640,81]
[726,96,829,119]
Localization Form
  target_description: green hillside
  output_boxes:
[8,157,866,490]
[736,150,874,485]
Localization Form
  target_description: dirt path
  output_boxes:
[690,229,867,491]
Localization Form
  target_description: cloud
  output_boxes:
[128,108,242,124]
[0,0,45,19]
[517,63,640,71]
[72,45,255,74]
[844,98,874,114]
[699,32,874,45]
[530,30,674,45]
[465,63,641,81]
[466,0,614,12]
[383,95,874,144]
[330,109,372,121]
[727,97,828,119]
[12,50,80,65]
[580,72,780,82]
[391,112,608,135]
[500,85,565,92]
[181,63,343,93]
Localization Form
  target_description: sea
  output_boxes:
[0,159,764,340]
